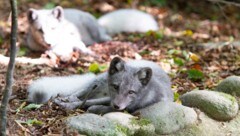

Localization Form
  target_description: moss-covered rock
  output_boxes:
[138,101,197,135]
[66,113,126,136]
[170,111,240,136]
[103,112,155,136]
[216,76,240,96]
[180,90,238,121]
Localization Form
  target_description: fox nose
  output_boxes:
[113,104,120,110]
[46,43,51,47]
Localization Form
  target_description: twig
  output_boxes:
[0,0,17,135]
[80,85,98,108]
[215,2,234,26]
[14,120,32,135]
[208,0,240,7]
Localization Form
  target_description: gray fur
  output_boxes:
[107,57,173,112]
[31,91,47,104]
[53,57,173,113]
[28,57,173,113]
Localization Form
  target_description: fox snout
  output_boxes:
[112,103,126,111]
[112,97,129,111]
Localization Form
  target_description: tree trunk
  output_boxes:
[0,0,17,135]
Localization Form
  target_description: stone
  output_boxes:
[170,111,240,136]
[180,90,238,121]
[216,76,240,96]
[103,112,155,136]
[66,113,125,136]
[138,101,197,135]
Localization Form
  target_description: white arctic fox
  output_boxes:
[27,6,110,61]
[28,57,173,114]
[27,7,159,60]
[98,9,159,35]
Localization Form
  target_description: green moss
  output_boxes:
[216,76,240,96]
[130,118,152,127]
[181,91,238,121]
[218,92,236,103]
[115,124,129,136]
[172,124,203,136]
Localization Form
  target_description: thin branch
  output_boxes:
[208,0,240,7]
[0,0,17,135]
[216,2,233,25]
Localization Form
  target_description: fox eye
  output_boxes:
[112,84,119,90]
[38,28,43,33]
[128,90,135,95]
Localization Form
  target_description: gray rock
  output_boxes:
[216,76,240,96]
[66,113,125,136]
[103,112,155,136]
[180,90,238,121]
[138,101,197,135]
[170,111,240,136]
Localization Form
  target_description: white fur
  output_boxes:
[27,73,96,103]
[27,6,111,58]
[27,9,89,54]
[98,9,159,35]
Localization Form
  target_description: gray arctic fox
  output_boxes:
[28,57,173,113]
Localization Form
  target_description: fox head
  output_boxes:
[27,6,65,49]
[27,6,86,62]
[108,57,152,111]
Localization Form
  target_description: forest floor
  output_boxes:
[0,0,240,135]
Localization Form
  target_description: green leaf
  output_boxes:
[17,47,28,57]
[139,50,151,55]
[26,119,43,126]
[154,31,164,40]
[77,67,84,74]
[143,0,166,6]
[88,62,100,74]
[0,35,3,45]
[145,30,153,36]
[173,57,184,66]
[229,36,234,42]
[27,0,37,2]
[23,104,42,111]
[44,2,56,9]
[174,40,184,46]
[16,119,43,126]
[145,30,164,40]
[182,51,189,60]
[187,69,204,81]
[99,64,108,72]
[174,92,180,102]
[168,49,182,55]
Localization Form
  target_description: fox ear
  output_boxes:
[137,67,152,85]
[27,9,38,23]
[52,6,64,21]
[109,57,125,75]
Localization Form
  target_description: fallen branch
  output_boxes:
[0,54,57,66]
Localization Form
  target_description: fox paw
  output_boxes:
[87,105,114,114]
[54,98,82,110]
[55,95,80,103]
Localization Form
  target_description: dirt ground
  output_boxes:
[0,0,240,135]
